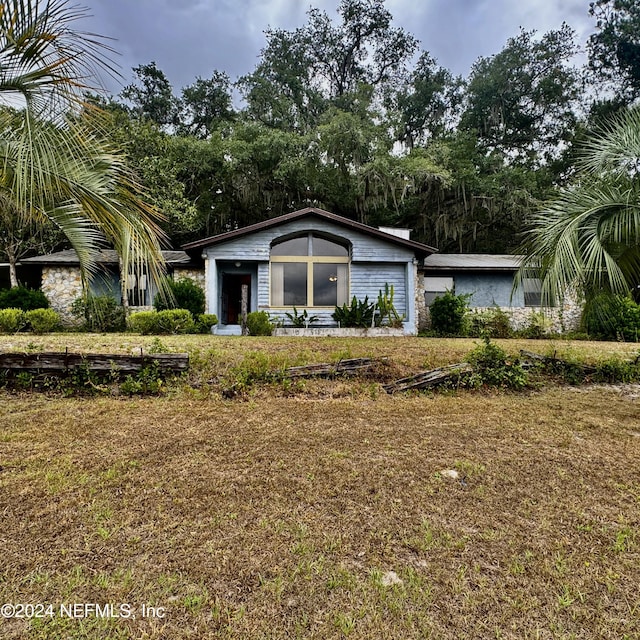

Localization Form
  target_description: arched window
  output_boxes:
[270,233,349,307]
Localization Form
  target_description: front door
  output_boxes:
[221,274,251,324]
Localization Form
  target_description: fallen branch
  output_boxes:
[383,362,472,394]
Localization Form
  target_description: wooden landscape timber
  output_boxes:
[383,362,472,393]
[0,351,189,376]
[519,349,597,374]
[283,357,384,378]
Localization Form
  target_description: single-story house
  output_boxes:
[18,210,583,335]
[423,253,582,332]
[20,249,203,323]
[182,207,437,335]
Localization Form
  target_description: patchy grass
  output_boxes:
[0,335,639,638]
[1,333,639,395]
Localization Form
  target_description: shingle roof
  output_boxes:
[424,254,525,271]
[182,207,437,257]
[21,249,195,267]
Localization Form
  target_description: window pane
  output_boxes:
[424,276,454,292]
[313,263,342,306]
[523,278,542,307]
[283,263,307,305]
[312,236,348,257]
[271,236,309,256]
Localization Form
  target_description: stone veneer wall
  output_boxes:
[415,269,428,331]
[41,266,84,325]
[417,271,583,335]
[468,302,582,334]
[39,266,207,326]
[424,297,582,334]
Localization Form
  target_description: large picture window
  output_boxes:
[270,234,349,307]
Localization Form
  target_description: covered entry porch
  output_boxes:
[210,261,258,335]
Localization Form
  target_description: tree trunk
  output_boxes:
[8,250,19,288]
[119,257,130,316]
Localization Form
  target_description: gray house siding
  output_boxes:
[202,219,416,263]
[351,263,407,316]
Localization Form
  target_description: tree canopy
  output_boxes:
[4,0,637,273]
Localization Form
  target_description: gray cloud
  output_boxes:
[80,0,594,95]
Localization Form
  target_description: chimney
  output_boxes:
[378,226,412,240]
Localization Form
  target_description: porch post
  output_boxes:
[404,259,416,335]
[241,283,249,335]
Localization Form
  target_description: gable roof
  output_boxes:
[183,207,437,258]
[21,249,196,267]
[424,254,525,271]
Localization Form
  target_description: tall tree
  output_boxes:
[588,0,640,104]
[388,52,463,149]
[460,26,581,167]
[304,0,418,104]
[179,71,234,139]
[120,62,179,128]
[238,0,418,131]
[238,27,324,133]
[0,0,167,295]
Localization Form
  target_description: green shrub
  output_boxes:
[154,278,205,318]
[246,311,274,336]
[0,287,49,311]
[128,309,195,334]
[0,308,26,333]
[332,296,375,328]
[467,307,513,338]
[71,295,126,332]
[583,294,640,341]
[517,311,552,339]
[593,356,640,383]
[25,308,60,334]
[128,310,160,335]
[429,291,470,336]
[195,313,218,334]
[285,306,318,328]
[467,338,528,390]
[156,309,195,334]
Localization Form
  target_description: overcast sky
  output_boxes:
[79,0,595,97]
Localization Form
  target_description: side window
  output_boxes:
[424,276,454,306]
[523,278,542,307]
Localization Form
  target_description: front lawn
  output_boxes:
[0,336,639,638]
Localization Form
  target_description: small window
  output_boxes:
[424,276,454,306]
[126,269,149,306]
[523,278,542,307]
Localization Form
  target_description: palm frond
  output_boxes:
[0,2,167,300]
[517,177,640,304]
[578,106,640,177]
[0,0,119,116]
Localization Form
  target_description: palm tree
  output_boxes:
[517,107,640,306]
[0,0,167,295]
